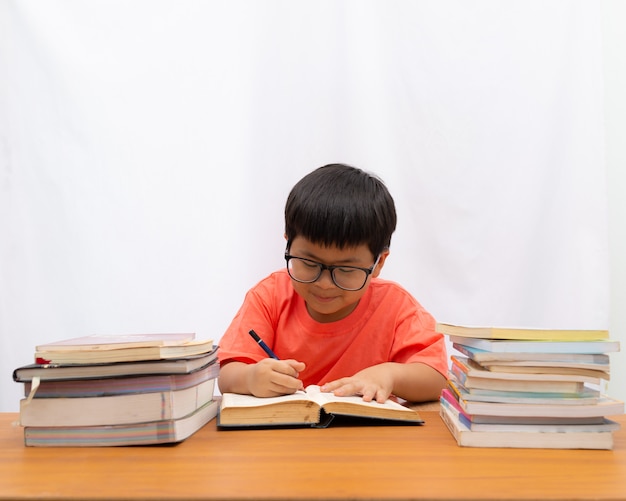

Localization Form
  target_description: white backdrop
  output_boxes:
[1,0,624,411]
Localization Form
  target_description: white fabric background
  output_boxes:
[1,0,624,411]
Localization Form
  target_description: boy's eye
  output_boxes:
[336,267,357,274]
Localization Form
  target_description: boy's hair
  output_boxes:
[284,164,397,257]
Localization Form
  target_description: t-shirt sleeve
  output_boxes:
[218,274,281,366]
[389,297,449,377]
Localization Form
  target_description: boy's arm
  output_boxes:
[320,362,447,403]
[218,359,306,398]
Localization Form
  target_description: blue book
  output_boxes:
[449,336,620,354]
[447,377,600,404]
[452,343,611,364]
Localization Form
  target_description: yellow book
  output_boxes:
[218,385,423,428]
[436,323,609,341]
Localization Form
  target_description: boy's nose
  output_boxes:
[316,269,336,288]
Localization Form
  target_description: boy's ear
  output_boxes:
[372,249,390,278]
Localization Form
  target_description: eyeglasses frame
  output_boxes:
[284,252,381,291]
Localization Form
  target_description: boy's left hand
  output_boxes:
[320,365,394,403]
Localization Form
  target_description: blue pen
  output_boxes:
[248,329,279,360]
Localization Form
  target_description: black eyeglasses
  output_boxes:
[284,253,380,291]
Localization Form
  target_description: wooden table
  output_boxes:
[1,409,625,500]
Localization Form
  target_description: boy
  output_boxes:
[218,164,447,403]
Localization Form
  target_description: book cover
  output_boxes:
[19,378,216,427]
[436,323,609,341]
[218,385,423,428]
[23,400,219,447]
[13,348,218,382]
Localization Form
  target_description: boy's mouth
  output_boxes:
[311,293,338,304]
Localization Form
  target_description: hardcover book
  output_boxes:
[13,348,218,382]
[22,359,219,398]
[218,385,423,428]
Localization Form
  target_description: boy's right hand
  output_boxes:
[247,359,306,397]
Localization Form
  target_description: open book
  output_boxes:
[218,385,423,428]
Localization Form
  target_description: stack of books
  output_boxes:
[12,333,219,447]
[436,324,623,449]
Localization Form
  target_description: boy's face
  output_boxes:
[286,236,388,323]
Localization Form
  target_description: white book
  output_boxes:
[20,378,216,427]
[24,400,219,447]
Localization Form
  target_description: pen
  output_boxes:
[248,330,279,360]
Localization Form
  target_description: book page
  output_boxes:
[221,390,314,409]
[304,385,415,414]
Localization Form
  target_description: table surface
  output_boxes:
[1,407,625,501]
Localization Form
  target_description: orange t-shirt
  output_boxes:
[218,270,448,387]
